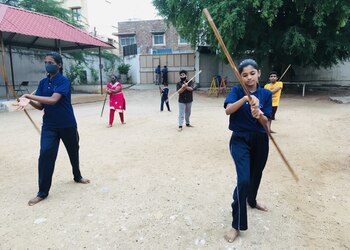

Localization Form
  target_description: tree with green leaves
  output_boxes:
[117,63,131,75]
[101,50,120,76]
[0,0,19,6]
[65,62,85,85]
[153,0,350,69]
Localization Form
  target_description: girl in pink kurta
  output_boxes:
[107,75,126,127]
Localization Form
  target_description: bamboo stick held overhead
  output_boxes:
[203,8,299,182]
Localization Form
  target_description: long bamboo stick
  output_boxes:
[167,70,202,102]
[0,32,40,134]
[279,64,291,81]
[100,92,108,117]
[203,8,299,182]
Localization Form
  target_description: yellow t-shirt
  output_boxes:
[264,81,283,107]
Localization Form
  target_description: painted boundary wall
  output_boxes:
[0,49,114,98]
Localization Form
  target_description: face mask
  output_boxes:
[180,77,186,81]
[45,63,58,74]
[111,79,116,83]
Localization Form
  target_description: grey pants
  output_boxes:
[178,102,192,127]
[155,74,160,84]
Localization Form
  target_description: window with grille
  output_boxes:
[120,36,136,47]
[178,36,188,45]
[71,7,81,22]
[153,34,165,46]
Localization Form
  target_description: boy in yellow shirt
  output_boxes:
[264,71,283,133]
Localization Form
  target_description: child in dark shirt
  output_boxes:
[159,83,171,112]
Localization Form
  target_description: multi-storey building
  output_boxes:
[114,19,198,84]
[115,19,193,56]
[60,0,118,47]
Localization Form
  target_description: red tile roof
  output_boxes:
[0,4,113,49]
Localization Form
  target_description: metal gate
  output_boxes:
[139,53,196,84]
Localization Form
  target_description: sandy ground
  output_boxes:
[0,86,349,250]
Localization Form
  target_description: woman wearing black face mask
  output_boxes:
[176,69,194,131]
[106,74,126,127]
[16,51,90,206]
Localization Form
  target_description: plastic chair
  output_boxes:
[15,81,29,95]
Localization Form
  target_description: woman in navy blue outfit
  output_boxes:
[223,59,272,243]
[17,52,90,206]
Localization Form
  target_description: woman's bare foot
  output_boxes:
[76,178,90,184]
[28,196,45,206]
[224,228,239,243]
[255,202,268,211]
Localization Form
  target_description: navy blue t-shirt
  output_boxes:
[224,84,272,133]
[162,87,169,98]
[35,73,77,129]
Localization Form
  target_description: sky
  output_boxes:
[86,0,161,39]
[114,0,161,22]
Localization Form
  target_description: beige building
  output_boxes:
[113,19,197,84]
[115,19,193,56]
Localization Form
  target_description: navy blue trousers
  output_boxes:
[229,131,269,230]
[160,97,170,111]
[37,127,82,198]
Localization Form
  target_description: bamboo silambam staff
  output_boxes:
[203,8,298,243]
[203,9,297,182]
[203,9,298,178]
[167,70,202,103]
[100,91,108,117]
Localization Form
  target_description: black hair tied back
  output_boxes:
[238,59,259,73]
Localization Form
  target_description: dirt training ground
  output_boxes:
[0,87,349,249]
